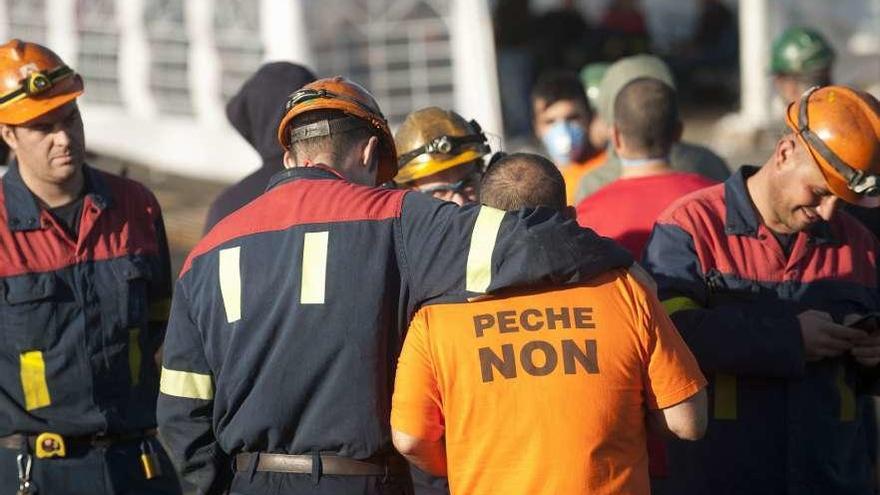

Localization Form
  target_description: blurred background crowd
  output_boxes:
[0,0,877,272]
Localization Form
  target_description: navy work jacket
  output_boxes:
[0,163,171,437]
[644,166,880,495]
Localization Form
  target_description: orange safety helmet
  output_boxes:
[277,76,397,184]
[0,39,84,125]
[785,85,880,207]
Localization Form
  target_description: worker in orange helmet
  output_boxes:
[157,76,633,494]
[0,39,179,494]
[644,85,880,494]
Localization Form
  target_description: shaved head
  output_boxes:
[614,77,680,157]
[480,152,566,211]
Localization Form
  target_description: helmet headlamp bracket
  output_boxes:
[0,65,75,108]
[397,119,489,167]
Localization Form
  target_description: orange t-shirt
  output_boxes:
[391,269,706,495]
[562,149,607,205]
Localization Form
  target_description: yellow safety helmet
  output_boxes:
[394,107,490,184]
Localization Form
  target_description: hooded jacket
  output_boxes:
[203,62,316,233]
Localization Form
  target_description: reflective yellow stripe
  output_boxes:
[662,296,701,315]
[714,373,737,420]
[129,328,142,386]
[20,351,51,411]
[149,298,171,323]
[837,365,856,422]
[219,247,242,323]
[159,367,213,400]
[466,206,505,293]
[301,231,329,304]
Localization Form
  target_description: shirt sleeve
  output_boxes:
[391,309,444,441]
[397,192,633,308]
[156,280,230,494]
[635,275,708,410]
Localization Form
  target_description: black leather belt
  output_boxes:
[235,452,409,476]
[0,429,156,451]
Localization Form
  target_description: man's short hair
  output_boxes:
[480,152,566,211]
[614,77,680,158]
[288,109,374,163]
[531,71,590,114]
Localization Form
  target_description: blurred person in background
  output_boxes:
[493,0,535,139]
[0,39,179,494]
[203,62,316,233]
[531,71,605,204]
[580,62,612,155]
[771,27,835,106]
[394,107,490,206]
[644,85,880,495]
[575,54,730,203]
[599,0,650,59]
[577,78,716,258]
[391,152,707,495]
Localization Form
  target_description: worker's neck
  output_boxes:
[618,154,672,179]
[746,160,791,234]
[18,163,85,208]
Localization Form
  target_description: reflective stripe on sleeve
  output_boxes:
[20,351,51,411]
[661,296,702,315]
[160,367,214,400]
[301,231,329,304]
[149,298,171,323]
[714,373,737,420]
[219,247,242,323]
[465,206,505,293]
[129,328,142,386]
[836,365,856,422]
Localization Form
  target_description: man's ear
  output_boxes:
[282,150,295,169]
[610,124,623,153]
[775,134,798,170]
[361,135,380,171]
[0,125,17,150]
[672,120,684,144]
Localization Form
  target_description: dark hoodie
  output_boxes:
[203,62,316,233]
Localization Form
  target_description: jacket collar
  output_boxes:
[266,165,346,192]
[724,165,837,244]
[2,161,111,232]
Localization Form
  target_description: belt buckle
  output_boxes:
[34,432,66,459]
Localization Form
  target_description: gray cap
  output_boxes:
[597,54,676,123]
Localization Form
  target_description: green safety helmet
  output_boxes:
[771,26,835,75]
[579,63,610,111]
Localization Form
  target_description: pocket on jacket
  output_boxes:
[0,272,58,350]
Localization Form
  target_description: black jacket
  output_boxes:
[203,62,316,233]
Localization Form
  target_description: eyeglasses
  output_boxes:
[796,86,880,197]
[415,173,481,199]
